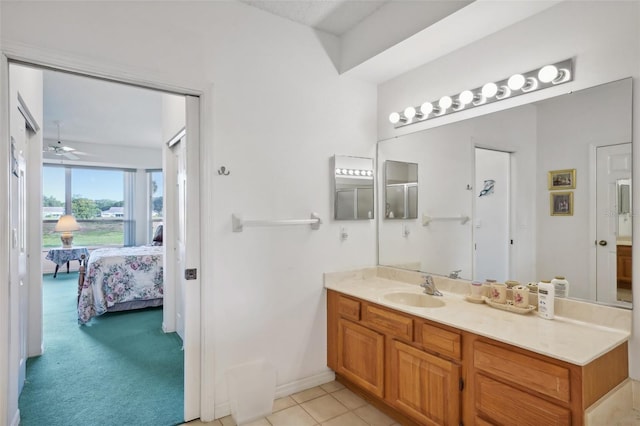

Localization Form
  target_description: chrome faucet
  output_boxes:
[420,275,443,296]
[448,269,462,279]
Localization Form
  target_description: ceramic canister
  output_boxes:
[470,281,483,298]
[490,282,507,304]
[512,285,530,308]
[482,279,496,298]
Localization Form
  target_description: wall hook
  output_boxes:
[218,166,230,176]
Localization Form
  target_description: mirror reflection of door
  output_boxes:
[596,143,632,306]
[473,148,510,282]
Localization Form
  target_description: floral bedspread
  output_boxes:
[77,246,163,324]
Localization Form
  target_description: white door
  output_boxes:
[172,135,187,340]
[8,136,28,422]
[474,148,510,282]
[182,96,201,421]
[596,143,632,305]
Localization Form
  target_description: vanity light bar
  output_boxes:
[388,59,574,128]
[335,168,374,177]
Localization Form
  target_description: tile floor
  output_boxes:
[182,381,401,426]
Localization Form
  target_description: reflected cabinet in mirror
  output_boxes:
[384,160,418,219]
[378,78,632,308]
[333,155,374,220]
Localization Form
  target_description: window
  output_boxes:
[148,170,163,239]
[42,165,131,248]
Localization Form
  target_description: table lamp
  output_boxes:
[55,215,80,248]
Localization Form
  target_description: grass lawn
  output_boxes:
[43,220,124,248]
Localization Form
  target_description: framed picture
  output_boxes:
[550,192,573,216]
[548,168,576,190]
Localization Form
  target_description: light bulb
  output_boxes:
[347,169,354,175]
[389,112,401,124]
[508,74,525,90]
[458,90,475,106]
[404,106,416,119]
[366,170,373,176]
[538,65,558,83]
[420,102,434,115]
[354,170,361,176]
[335,168,341,175]
[482,82,498,98]
[439,96,453,110]
[341,169,348,174]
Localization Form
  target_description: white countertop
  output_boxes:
[325,274,630,366]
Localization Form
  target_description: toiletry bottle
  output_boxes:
[538,280,555,319]
[551,276,569,298]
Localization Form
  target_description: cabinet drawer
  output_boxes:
[475,374,571,426]
[363,305,413,341]
[337,295,361,321]
[474,341,571,403]
[417,322,461,360]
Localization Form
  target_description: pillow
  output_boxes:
[152,225,163,245]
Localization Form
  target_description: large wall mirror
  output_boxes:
[333,155,374,220]
[378,78,633,308]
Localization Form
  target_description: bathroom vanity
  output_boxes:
[325,268,630,426]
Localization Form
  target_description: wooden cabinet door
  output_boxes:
[388,340,460,426]
[337,318,385,398]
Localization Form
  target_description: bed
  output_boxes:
[77,245,164,324]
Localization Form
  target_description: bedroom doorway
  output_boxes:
[6,61,202,424]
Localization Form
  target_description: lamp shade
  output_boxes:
[55,215,80,232]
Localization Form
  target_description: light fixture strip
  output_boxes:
[389,58,573,128]
[335,168,374,177]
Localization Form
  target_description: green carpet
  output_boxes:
[19,273,184,426]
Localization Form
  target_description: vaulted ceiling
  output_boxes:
[39,0,562,153]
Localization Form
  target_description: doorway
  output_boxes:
[473,148,511,282]
[595,143,632,306]
[7,61,202,424]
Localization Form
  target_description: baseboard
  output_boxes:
[10,408,20,426]
[214,369,336,420]
[633,379,640,410]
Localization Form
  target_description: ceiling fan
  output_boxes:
[45,121,88,160]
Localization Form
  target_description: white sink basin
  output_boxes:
[382,292,445,308]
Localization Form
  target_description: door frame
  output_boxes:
[0,48,216,423]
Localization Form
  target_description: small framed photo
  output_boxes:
[550,192,573,216]
[548,168,576,190]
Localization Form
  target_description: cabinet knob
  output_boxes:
[598,240,608,246]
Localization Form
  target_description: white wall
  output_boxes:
[1,1,377,420]
[377,1,640,378]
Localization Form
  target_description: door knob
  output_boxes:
[598,240,608,246]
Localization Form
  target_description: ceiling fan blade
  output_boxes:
[63,152,80,160]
